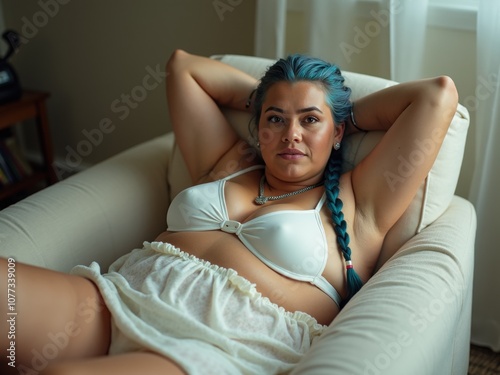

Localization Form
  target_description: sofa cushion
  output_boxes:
[168,54,470,263]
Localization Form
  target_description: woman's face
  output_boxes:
[258,81,343,184]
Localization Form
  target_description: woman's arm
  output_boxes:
[350,76,459,238]
[166,49,258,184]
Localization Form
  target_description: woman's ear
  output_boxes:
[335,122,346,143]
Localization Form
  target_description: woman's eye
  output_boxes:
[268,115,284,124]
[304,116,319,124]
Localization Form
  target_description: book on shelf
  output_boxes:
[0,129,33,188]
[0,152,12,186]
[0,166,8,185]
[3,136,33,176]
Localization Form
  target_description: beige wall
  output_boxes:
[2,0,256,177]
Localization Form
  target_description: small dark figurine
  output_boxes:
[0,30,22,105]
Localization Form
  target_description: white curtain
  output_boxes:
[254,0,500,351]
[468,0,500,351]
[254,0,429,82]
[254,0,287,59]
[304,0,356,69]
[387,0,428,82]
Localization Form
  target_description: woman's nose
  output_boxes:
[282,120,302,143]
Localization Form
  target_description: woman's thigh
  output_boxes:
[40,352,186,375]
[0,258,111,370]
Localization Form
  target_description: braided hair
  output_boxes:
[324,151,364,302]
[252,54,364,302]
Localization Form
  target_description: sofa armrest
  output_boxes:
[292,196,476,375]
[0,134,173,273]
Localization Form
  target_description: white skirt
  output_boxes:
[71,241,325,375]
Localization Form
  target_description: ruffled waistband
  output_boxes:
[145,241,326,336]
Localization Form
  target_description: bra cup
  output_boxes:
[237,211,328,280]
[167,181,226,230]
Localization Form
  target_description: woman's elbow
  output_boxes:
[166,48,189,75]
[418,76,458,132]
[433,75,459,113]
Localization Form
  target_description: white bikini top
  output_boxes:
[166,165,342,307]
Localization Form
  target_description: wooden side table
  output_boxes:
[0,90,57,202]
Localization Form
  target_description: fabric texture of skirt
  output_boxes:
[71,241,325,375]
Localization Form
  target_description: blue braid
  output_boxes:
[324,151,364,302]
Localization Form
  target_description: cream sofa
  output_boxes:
[0,55,476,374]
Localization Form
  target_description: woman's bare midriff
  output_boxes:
[154,229,340,325]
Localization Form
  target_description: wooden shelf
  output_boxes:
[0,90,56,205]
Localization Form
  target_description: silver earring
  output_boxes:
[334,142,341,150]
[256,141,260,148]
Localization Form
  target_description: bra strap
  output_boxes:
[222,165,265,181]
[315,192,327,211]
[313,276,342,307]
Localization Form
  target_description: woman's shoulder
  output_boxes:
[197,140,263,184]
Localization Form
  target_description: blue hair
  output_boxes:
[253,54,363,303]
[253,54,351,126]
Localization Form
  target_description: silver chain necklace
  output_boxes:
[254,175,324,205]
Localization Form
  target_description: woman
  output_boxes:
[0,50,458,374]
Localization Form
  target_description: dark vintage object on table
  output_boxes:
[0,30,22,105]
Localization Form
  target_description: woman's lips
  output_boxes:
[278,149,305,160]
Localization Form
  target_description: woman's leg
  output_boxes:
[39,352,186,375]
[0,258,111,372]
